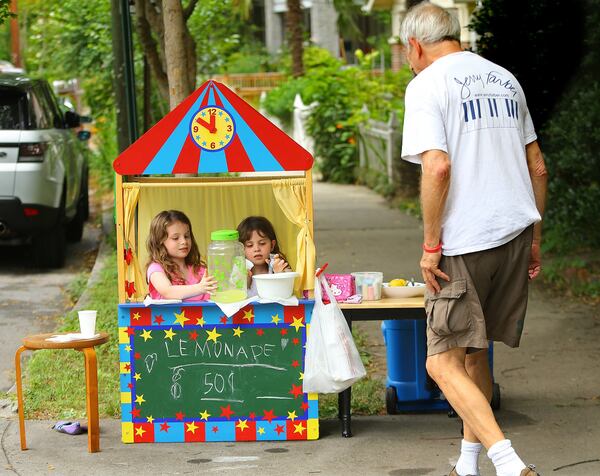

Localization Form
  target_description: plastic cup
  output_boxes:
[78,310,97,337]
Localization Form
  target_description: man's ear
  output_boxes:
[409,37,422,57]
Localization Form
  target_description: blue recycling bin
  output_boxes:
[382,319,499,414]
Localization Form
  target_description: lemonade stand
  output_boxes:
[112,80,318,443]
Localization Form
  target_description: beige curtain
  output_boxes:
[123,185,147,301]
[272,178,316,294]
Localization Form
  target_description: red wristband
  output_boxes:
[422,241,443,253]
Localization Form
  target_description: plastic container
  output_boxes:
[253,272,299,300]
[207,230,247,303]
[351,271,383,300]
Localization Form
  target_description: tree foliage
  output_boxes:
[470,0,585,131]
[0,0,12,24]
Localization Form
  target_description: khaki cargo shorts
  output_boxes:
[425,226,533,356]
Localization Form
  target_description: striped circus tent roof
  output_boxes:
[112,80,313,175]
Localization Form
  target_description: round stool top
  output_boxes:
[22,332,110,350]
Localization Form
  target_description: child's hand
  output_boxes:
[199,274,218,294]
[269,254,289,273]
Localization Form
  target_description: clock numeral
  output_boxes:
[209,108,216,116]
[193,125,198,133]
[227,125,232,132]
[210,142,216,149]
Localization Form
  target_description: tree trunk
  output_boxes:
[162,0,190,109]
[287,0,304,77]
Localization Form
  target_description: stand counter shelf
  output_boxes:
[118,300,318,443]
[338,297,426,437]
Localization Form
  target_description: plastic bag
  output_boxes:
[303,274,366,393]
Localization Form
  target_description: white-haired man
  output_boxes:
[400,2,547,476]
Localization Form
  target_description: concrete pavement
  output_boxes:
[1,181,599,475]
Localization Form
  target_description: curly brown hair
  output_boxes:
[146,210,205,284]
[236,216,288,263]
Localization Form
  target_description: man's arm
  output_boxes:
[525,140,548,279]
[420,149,451,292]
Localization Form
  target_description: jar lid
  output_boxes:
[211,229,239,241]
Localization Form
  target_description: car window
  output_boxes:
[0,88,27,130]
[29,87,51,129]
[40,82,65,128]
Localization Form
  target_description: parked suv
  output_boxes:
[0,73,89,267]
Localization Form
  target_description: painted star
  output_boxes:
[220,404,235,419]
[219,141,224,146]
[146,415,154,424]
[176,411,185,421]
[140,329,152,341]
[135,426,146,437]
[271,314,281,325]
[199,410,211,420]
[224,117,230,122]
[293,422,306,435]
[164,328,176,340]
[206,327,222,343]
[249,412,256,419]
[196,316,205,327]
[124,345,132,352]
[220,316,228,324]
[189,330,199,341]
[262,409,276,423]
[289,384,303,399]
[274,424,285,435]
[233,326,244,338]
[225,134,230,139]
[135,394,146,405]
[195,135,201,141]
[186,421,199,434]
[243,309,254,321]
[126,327,136,336]
[201,111,207,117]
[280,328,288,336]
[292,337,300,345]
[160,422,170,432]
[236,419,249,431]
[154,315,164,325]
[130,407,141,418]
[290,317,305,332]
[218,110,223,116]
[299,372,304,380]
[301,402,309,412]
[132,312,141,321]
[133,372,142,381]
[212,426,219,433]
[134,352,141,360]
[291,360,299,368]
[256,329,264,336]
[174,310,189,327]
[124,363,131,371]
[287,410,297,421]
[257,427,265,435]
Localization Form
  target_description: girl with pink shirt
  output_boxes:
[145,210,216,301]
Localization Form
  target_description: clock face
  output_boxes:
[189,106,236,152]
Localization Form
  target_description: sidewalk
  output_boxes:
[2,181,599,475]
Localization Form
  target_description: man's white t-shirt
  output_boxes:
[401,51,541,256]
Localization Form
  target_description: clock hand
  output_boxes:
[209,113,216,133]
[195,116,217,134]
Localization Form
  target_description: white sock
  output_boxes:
[487,439,526,476]
[455,439,482,475]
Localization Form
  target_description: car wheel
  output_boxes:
[66,174,87,242]
[32,221,66,268]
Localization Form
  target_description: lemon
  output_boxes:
[389,278,407,287]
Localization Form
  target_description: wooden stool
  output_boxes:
[14,332,109,453]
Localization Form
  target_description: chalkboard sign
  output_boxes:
[118,301,317,442]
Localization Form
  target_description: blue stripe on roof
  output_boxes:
[198,87,228,172]
[143,88,209,174]
[214,88,283,172]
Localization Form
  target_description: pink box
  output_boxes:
[322,274,355,303]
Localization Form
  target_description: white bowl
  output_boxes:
[382,282,426,298]
[253,272,300,300]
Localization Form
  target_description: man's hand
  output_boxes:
[420,250,450,293]
[528,240,542,280]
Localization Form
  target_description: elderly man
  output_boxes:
[400,3,547,476]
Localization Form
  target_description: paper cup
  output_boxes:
[78,310,97,337]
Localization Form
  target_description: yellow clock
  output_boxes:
[190,106,236,151]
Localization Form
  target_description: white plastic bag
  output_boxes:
[303,274,366,393]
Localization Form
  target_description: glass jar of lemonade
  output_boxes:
[207,230,247,303]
